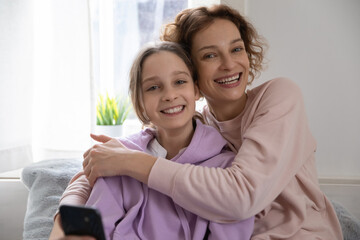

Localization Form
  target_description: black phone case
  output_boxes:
[60,205,106,240]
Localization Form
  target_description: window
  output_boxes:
[0,0,216,173]
[90,0,187,96]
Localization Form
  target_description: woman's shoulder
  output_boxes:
[253,77,300,93]
[249,77,303,104]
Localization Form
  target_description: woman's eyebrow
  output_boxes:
[197,38,244,52]
[231,38,244,44]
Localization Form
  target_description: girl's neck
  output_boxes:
[208,93,247,122]
[156,120,195,159]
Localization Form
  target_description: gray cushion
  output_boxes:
[21,158,82,240]
[331,200,360,240]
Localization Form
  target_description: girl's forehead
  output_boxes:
[142,51,191,78]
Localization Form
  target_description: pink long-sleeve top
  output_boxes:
[59,78,343,239]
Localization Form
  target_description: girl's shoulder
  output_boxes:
[117,128,156,151]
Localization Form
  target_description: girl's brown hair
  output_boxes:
[161,4,267,84]
[129,42,197,126]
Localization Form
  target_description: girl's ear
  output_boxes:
[194,84,201,101]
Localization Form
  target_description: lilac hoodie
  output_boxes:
[86,120,254,240]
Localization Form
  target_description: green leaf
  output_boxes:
[96,92,132,126]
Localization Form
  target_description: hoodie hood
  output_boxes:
[118,119,229,165]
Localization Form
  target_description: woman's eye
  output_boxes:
[176,80,186,85]
[233,47,244,53]
[203,53,216,59]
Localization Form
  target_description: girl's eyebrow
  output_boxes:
[142,76,158,84]
[173,70,190,77]
[142,71,190,83]
[197,38,243,52]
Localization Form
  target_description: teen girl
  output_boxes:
[50,42,253,239]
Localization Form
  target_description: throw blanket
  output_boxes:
[21,158,82,240]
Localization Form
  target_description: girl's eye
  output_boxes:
[146,85,159,91]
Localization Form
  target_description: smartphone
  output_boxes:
[60,205,106,240]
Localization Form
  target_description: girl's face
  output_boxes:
[141,51,200,134]
[191,18,250,111]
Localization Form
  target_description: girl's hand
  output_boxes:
[49,215,96,240]
[83,134,133,186]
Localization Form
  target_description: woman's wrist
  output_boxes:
[124,150,157,184]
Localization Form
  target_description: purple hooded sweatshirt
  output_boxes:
[86,120,254,240]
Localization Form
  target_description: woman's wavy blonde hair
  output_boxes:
[161,4,267,84]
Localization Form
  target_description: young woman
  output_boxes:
[52,4,343,240]
[50,42,254,239]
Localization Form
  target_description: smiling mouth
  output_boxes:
[214,73,241,85]
[161,105,184,114]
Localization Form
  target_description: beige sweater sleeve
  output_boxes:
[59,171,92,206]
[148,79,316,223]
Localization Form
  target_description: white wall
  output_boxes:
[227,0,360,178]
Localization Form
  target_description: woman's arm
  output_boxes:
[147,79,316,222]
[60,81,313,224]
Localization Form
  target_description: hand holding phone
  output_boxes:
[60,205,106,240]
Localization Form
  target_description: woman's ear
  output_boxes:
[194,85,201,101]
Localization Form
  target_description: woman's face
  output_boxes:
[141,51,199,134]
[191,18,250,111]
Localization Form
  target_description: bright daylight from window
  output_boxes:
[90,0,189,135]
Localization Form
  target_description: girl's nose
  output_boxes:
[162,88,178,101]
[220,54,236,70]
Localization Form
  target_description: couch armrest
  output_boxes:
[0,178,28,240]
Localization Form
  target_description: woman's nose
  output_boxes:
[220,54,236,70]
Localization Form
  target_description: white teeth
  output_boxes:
[162,106,183,114]
[216,74,240,84]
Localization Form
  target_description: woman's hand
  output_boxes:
[83,134,133,186]
[83,133,157,186]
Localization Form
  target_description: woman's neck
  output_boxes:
[208,93,247,122]
[156,120,195,159]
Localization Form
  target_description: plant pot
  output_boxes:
[95,125,123,138]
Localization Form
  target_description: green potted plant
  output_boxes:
[95,93,132,137]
